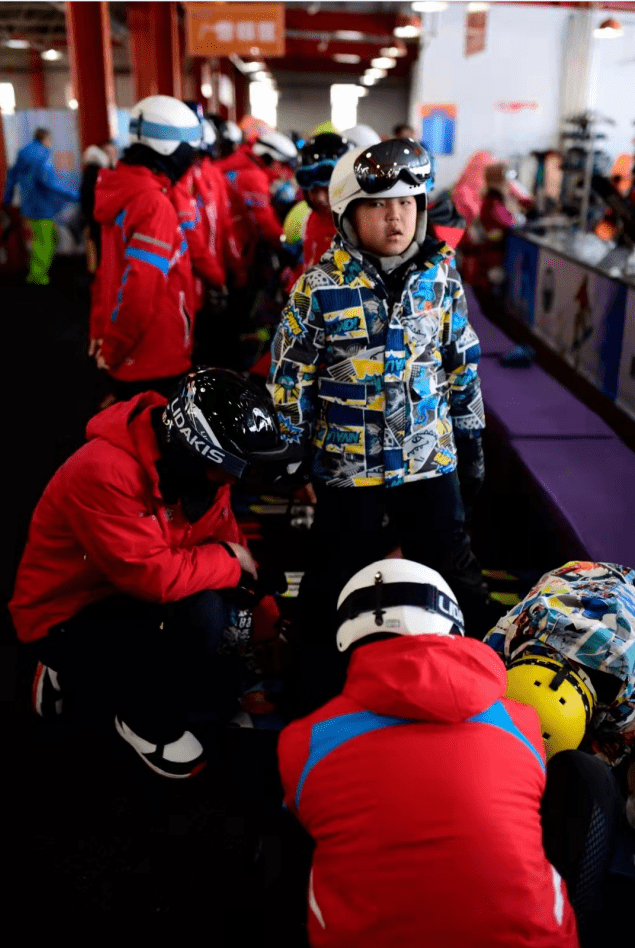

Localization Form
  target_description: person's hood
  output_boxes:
[85,392,167,499]
[93,163,171,225]
[343,634,508,723]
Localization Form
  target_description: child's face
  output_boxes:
[352,196,418,256]
[309,185,330,211]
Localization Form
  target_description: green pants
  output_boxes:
[27,219,59,285]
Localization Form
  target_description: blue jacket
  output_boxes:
[268,235,484,488]
[3,140,79,220]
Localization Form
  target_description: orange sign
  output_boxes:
[185,3,285,58]
[465,10,487,57]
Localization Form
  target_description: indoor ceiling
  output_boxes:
[0,1,633,76]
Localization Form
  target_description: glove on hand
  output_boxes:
[456,436,485,507]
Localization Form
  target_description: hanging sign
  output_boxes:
[184,3,285,58]
[465,11,487,57]
[420,104,457,156]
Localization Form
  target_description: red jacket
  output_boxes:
[90,164,195,382]
[10,393,245,643]
[303,209,335,269]
[199,158,243,287]
[278,634,579,948]
[219,145,283,274]
[171,163,225,314]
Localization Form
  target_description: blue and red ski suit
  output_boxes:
[278,633,579,948]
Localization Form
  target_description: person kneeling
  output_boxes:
[10,368,289,778]
[277,558,579,948]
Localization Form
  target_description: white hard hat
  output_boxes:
[129,95,203,157]
[252,129,298,164]
[336,558,464,652]
[341,124,381,149]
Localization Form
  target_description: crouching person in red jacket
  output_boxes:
[10,369,290,778]
[278,558,580,948]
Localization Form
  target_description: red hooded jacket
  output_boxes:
[90,164,195,382]
[278,634,579,948]
[10,393,245,643]
[219,145,283,276]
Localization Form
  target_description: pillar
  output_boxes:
[28,49,48,109]
[65,1,117,149]
[128,1,182,102]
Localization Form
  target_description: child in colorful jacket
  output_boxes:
[268,139,491,712]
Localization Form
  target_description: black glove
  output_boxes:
[456,436,485,507]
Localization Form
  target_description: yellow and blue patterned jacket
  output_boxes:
[267,234,484,488]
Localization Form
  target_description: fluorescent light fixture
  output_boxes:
[68,98,78,110]
[371,57,396,69]
[411,1,448,11]
[253,71,270,82]
[394,24,421,38]
[4,38,30,49]
[467,2,490,11]
[380,46,407,58]
[335,30,364,41]
[333,53,361,64]
[366,68,387,80]
[41,48,62,61]
[360,74,376,86]
[356,86,369,98]
[201,82,213,98]
[594,18,624,38]
[242,61,266,73]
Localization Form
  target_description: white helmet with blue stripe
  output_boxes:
[129,95,203,157]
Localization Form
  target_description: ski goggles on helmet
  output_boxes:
[296,159,339,190]
[353,139,431,195]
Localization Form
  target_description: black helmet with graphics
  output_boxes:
[162,367,289,477]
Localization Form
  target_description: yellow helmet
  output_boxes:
[505,654,596,759]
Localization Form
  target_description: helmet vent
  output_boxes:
[559,697,567,705]
[543,731,551,740]
[534,680,541,687]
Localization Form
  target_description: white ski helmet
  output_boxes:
[336,558,464,652]
[329,139,432,242]
[252,129,298,165]
[129,95,203,157]
[341,124,381,149]
[200,119,217,155]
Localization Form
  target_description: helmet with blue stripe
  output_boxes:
[296,133,354,191]
[129,95,203,157]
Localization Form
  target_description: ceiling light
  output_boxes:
[360,75,376,86]
[41,49,61,62]
[242,61,266,73]
[4,38,30,49]
[467,2,489,11]
[393,16,422,39]
[355,86,368,98]
[335,30,364,41]
[366,68,387,80]
[412,1,448,11]
[594,18,624,38]
[333,53,361,64]
[380,46,407,58]
[371,57,396,69]
[253,71,270,82]
[68,98,78,110]
[201,82,212,98]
